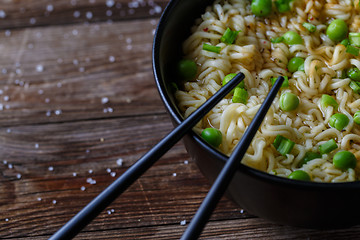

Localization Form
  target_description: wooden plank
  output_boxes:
[0,18,165,127]
[0,114,244,238]
[0,0,170,29]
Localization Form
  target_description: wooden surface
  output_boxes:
[1,0,360,239]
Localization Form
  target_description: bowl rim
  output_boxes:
[152,0,360,189]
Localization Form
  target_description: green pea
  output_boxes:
[287,57,305,73]
[329,113,349,131]
[333,150,357,170]
[326,19,348,42]
[251,0,272,17]
[288,170,311,181]
[354,111,360,125]
[222,73,245,91]
[347,67,360,81]
[178,59,197,80]
[283,31,303,45]
[279,92,299,111]
[201,128,222,147]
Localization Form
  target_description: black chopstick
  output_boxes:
[180,76,284,240]
[49,73,245,240]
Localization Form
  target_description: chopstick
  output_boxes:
[180,76,284,240]
[49,72,245,240]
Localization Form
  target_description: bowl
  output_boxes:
[152,0,360,229]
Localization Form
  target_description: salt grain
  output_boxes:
[106,0,115,7]
[48,166,54,171]
[73,59,79,65]
[107,210,112,215]
[106,10,112,17]
[110,172,116,177]
[80,186,86,191]
[52,200,57,204]
[180,220,186,225]
[88,169,93,174]
[126,45,133,50]
[73,172,77,177]
[86,177,96,184]
[57,82,62,88]
[3,96,9,101]
[79,67,85,72]
[55,109,62,115]
[5,30,11,37]
[240,209,244,214]
[46,4,54,12]
[38,89,44,95]
[36,64,44,72]
[86,11,93,19]
[5,218,8,222]
[6,128,11,133]
[16,173,21,179]
[8,164,13,169]
[37,197,42,201]
[184,160,189,165]
[3,160,7,164]
[101,97,109,104]
[106,168,111,173]
[116,158,123,166]
[30,18,36,24]
[35,143,39,149]
[45,98,50,103]
[0,10,6,19]
[172,173,177,177]
[57,58,63,64]
[73,11,80,18]
[71,0,77,6]
[2,68,7,74]
[109,56,115,62]
[72,29,78,36]
[46,110,51,117]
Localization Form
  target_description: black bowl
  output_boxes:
[152,0,360,229]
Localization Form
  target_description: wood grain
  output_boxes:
[1,0,360,239]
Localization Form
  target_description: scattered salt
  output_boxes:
[110,172,116,177]
[5,30,11,37]
[52,200,57,204]
[46,4,54,12]
[101,97,109,104]
[46,110,51,117]
[106,10,112,17]
[106,0,115,7]
[172,173,177,177]
[5,218,8,222]
[57,82,62,88]
[180,220,186,225]
[80,186,86,191]
[128,2,139,8]
[3,160,7,164]
[126,45,133,51]
[36,64,43,72]
[55,109,62,115]
[86,11,93,19]
[72,29,78,36]
[79,67,85,72]
[184,160,189,165]
[107,210,112,215]
[86,177,96,184]
[72,172,77,177]
[88,169,93,174]
[16,173,21,179]
[38,89,44,95]
[3,96,9,101]
[109,56,115,62]
[0,10,6,19]
[116,158,123,166]
[2,68,7,74]
[71,0,77,6]
[240,209,244,214]
[48,166,54,171]
[6,128,11,133]
[73,59,79,65]
[30,18,36,24]
[37,197,42,201]
[35,143,39,148]
[73,11,81,18]
[45,98,50,103]
[8,164,13,169]
[106,168,111,173]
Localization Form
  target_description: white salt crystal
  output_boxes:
[30,18,36,24]
[73,59,79,65]
[57,82,62,88]
[110,172,116,177]
[0,10,6,18]
[3,160,7,164]
[73,11,80,18]
[240,209,244,214]
[88,169,93,174]
[5,30,11,36]
[71,0,77,6]
[57,58,63,64]
[38,89,44,95]
[101,97,109,104]
[3,96,9,101]
[180,220,186,225]
[5,218,8,222]
[37,197,42,201]
[106,168,111,173]
[172,173,177,177]
[184,160,189,165]
[72,29,78,35]
[35,143,39,149]
[86,11,93,19]
[8,164,13,169]
[46,4,54,12]
[46,110,51,117]
[106,10,112,16]
[54,109,62,115]
[79,67,84,72]
[106,0,115,7]
[36,64,43,72]
[52,200,57,204]
[80,186,86,191]
[45,98,50,103]
[16,173,21,179]
[116,158,123,166]
[73,172,77,177]
[109,56,115,62]
[48,166,54,171]
[2,68,7,74]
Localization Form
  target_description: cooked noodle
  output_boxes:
[175,0,360,182]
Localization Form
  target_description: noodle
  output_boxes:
[175,0,360,182]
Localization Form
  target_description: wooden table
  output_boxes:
[1,0,360,239]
